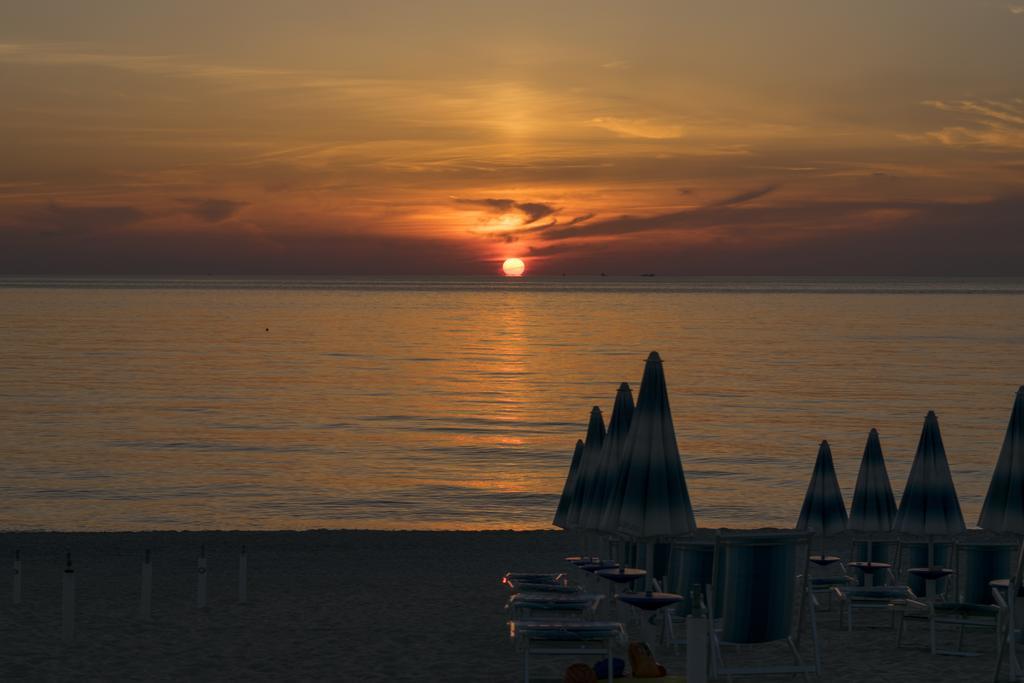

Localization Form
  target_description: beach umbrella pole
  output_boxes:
[140,549,152,620]
[196,545,207,609]
[926,535,936,602]
[12,550,21,605]
[645,542,654,594]
[238,545,247,604]
[61,553,75,642]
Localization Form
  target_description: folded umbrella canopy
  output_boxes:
[552,439,585,530]
[796,440,848,556]
[894,411,965,600]
[565,406,606,530]
[977,387,1024,678]
[848,429,897,534]
[894,411,965,537]
[978,387,1024,534]
[613,351,697,540]
[581,383,634,533]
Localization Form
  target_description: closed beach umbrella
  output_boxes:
[894,411,965,537]
[895,411,964,598]
[978,387,1024,534]
[552,439,584,530]
[581,383,634,533]
[614,351,697,540]
[848,429,897,533]
[565,406,606,530]
[796,440,848,556]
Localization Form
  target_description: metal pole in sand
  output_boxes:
[238,545,247,605]
[686,584,709,683]
[12,550,21,605]
[196,545,207,609]
[140,549,152,620]
[61,552,75,642]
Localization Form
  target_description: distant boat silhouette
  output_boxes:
[640,273,655,277]
[600,272,607,277]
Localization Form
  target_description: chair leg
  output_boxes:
[929,613,937,656]
[786,636,810,682]
[810,598,822,676]
[709,628,724,681]
[994,621,1006,683]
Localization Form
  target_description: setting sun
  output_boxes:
[501,258,526,277]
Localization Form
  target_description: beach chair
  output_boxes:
[707,530,821,680]
[827,538,918,630]
[991,574,1024,681]
[509,620,626,683]
[832,584,919,631]
[803,546,857,612]
[506,591,603,621]
[897,542,1012,655]
[507,580,584,594]
[661,540,716,648]
[504,572,566,585]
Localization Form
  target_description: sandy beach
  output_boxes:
[0,529,1007,681]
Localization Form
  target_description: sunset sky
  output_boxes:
[2,1,1023,276]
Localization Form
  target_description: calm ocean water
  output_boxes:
[1,276,1023,531]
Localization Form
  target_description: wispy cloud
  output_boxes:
[921,99,1024,148]
[25,201,147,237]
[177,198,248,223]
[1009,4,1024,14]
[528,196,1024,276]
[530,185,781,241]
[707,185,779,207]
[454,197,557,224]
[588,117,684,140]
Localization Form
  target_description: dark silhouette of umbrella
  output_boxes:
[796,440,848,555]
[979,387,1024,534]
[894,411,965,537]
[613,352,697,539]
[565,406,606,530]
[552,439,584,530]
[581,383,634,533]
[848,429,897,533]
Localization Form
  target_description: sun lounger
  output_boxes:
[897,542,1012,655]
[899,600,1001,655]
[832,585,920,631]
[509,620,626,683]
[506,580,584,594]
[504,572,566,586]
[809,575,857,611]
[506,592,603,620]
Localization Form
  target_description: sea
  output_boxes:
[1,276,1023,531]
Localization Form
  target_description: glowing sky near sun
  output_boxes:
[1,1,1023,275]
